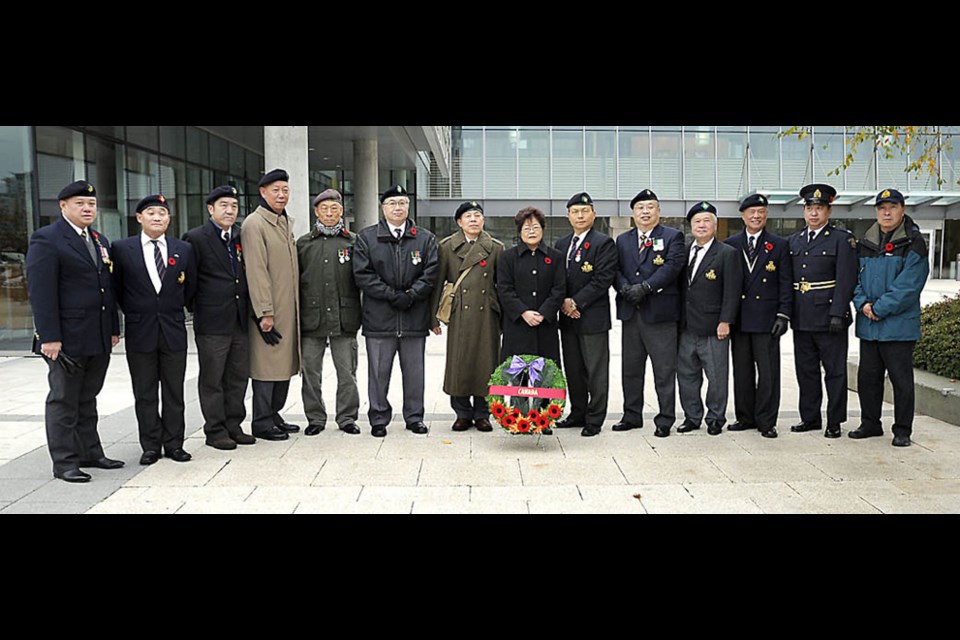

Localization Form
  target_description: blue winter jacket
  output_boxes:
[852,215,928,342]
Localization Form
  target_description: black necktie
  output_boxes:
[689,245,702,284]
[808,230,816,244]
[747,236,758,263]
[222,229,230,243]
[567,236,580,267]
[152,240,166,280]
[395,228,402,241]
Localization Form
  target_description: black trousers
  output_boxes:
[858,340,916,437]
[126,331,187,454]
[561,329,610,429]
[731,330,781,429]
[195,326,249,440]
[793,329,848,426]
[251,379,291,435]
[451,396,489,420]
[44,353,110,475]
[621,314,677,429]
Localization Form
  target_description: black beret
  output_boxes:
[566,192,594,209]
[738,193,769,211]
[686,201,717,221]
[630,189,658,209]
[380,184,409,203]
[206,185,240,206]
[875,188,905,206]
[136,194,170,213]
[799,183,837,205]
[58,180,96,200]
[258,168,289,188]
[455,200,483,220]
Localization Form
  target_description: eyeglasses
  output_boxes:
[383,199,409,208]
[521,225,542,232]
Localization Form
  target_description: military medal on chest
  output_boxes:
[91,231,113,273]
[339,247,352,264]
[653,255,665,266]
[705,269,717,280]
[411,250,422,265]
[765,261,776,272]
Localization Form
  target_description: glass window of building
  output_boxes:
[843,127,876,191]
[209,135,229,173]
[619,127,650,199]
[160,126,185,158]
[813,126,845,188]
[684,126,716,199]
[651,126,681,199]
[85,126,124,139]
[941,126,960,188]
[911,130,941,191]
[124,147,160,236]
[877,129,910,191]
[454,127,483,199]
[717,126,747,199]
[186,127,210,166]
[552,128,584,199]
[85,136,125,242]
[585,129,616,199]
[36,126,84,227]
[229,142,245,177]
[126,126,159,150]
[159,158,190,236]
[518,128,549,198]
[747,126,780,192]
[0,126,34,351]
[485,128,518,198]
[780,126,811,191]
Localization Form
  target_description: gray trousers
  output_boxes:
[678,329,730,427]
[365,335,426,427]
[301,334,360,429]
[195,326,249,440]
[561,330,610,429]
[44,353,110,475]
[622,314,677,429]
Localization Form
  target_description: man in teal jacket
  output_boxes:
[851,188,929,447]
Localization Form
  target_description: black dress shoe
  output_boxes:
[542,428,553,435]
[848,426,883,439]
[677,420,700,433]
[760,427,778,439]
[892,434,911,447]
[255,427,290,441]
[452,418,473,431]
[554,417,583,429]
[654,426,670,438]
[790,422,821,433]
[406,422,429,434]
[79,456,125,470]
[275,421,300,433]
[474,418,493,432]
[305,424,325,436]
[339,423,361,435]
[56,468,92,483]
[727,422,756,432]
[824,424,841,438]
[707,423,723,436]
[205,436,237,450]
[371,425,387,438]
[612,421,641,432]
[165,449,193,463]
[581,425,601,437]
[230,431,257,445]
[140,450,161,465]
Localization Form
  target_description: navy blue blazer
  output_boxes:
[787,224,858,332]
[182,221,249,335]
[680,239,742,336]
[25,217,119,357]
[724,230,794,333]
[554,228,617,334]
[614,224,685,323]
[110,235,194,353]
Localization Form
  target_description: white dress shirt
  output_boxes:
[688,237,714,281]
[141,232,167,294]
[387,221,406,238]
[567,231,588,264]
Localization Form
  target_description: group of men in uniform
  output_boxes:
[27,171,928,483]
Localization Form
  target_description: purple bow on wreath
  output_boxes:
[505,356,545,386]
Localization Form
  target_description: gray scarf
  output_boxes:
[315,219,345,237]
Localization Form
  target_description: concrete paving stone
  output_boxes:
[413,499,528,514]
[177,500,299,514]
[24,477,125,504]
[246,485,362,505]
[707,453,832,483]
[576,483,684,506]
[551,429,653,458]
[0,454,55,480]
[313,459,422,486]
[419,458,523,486]
[643,433,750,458]
[295,499,412,514]
[615,456,730,485]
[206,457,324,487]
[0,431,47,460]
[859,493,960,514]
[896,451,960,479]
[520,458,628,486]
[471,485,583,503]
[683,481,797,502]
[750,491,881,514]
[358,486,470,504]
[1,501,90,514]
[786,480,907,506]
[730,431,839,455]
[469,432,563,459]
[911,426,960,452]
[528,496,646,514]
[375,435,472,460]
[279,433,383,460]
[802,453,933,482]
[891,478,960,495]
[641,492,764,514]
[0,422,44,438]
[124,459,230,487]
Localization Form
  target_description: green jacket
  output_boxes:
[296,226,361,337]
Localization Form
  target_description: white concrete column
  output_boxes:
[354,139,379,232]
[264,126,310,238]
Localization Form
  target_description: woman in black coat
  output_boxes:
[497,207,566,364]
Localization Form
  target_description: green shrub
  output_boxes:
[914,293,960,380]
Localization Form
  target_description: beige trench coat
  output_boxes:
[430,230,504,397]
[241,205,301,380]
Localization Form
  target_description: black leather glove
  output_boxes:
[255,318,283,345]
[622,284,646,305]
[829,316,845,334]
[771,317,789,339]
[58,352,83,375]
[392,290,414,310]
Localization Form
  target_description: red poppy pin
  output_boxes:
[92,231,99,240]
[644,239,653,247]
[544,257,552,265]
[479,259,487,267]
[583,241,590,250]
[168,257,176,266]
[410,228,417,236]
[765,242,773,251]
[885,243,894,252]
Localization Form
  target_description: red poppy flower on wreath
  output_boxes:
[503,415,517,428]
[547,404,562,419]
[511,408,522,419]
[885,243,894,252]
[168,257,176,266]
[491,402,506,419]
[583,241,590,250]
[544,257,552,265]
[527,409,540,421]
[765,242,773,251]
[516,418,530,433]
[479,259,487,267]
[535,416,550,429]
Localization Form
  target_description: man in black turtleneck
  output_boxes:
[241,168,302,441]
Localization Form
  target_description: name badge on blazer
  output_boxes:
[653,238,664,251]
